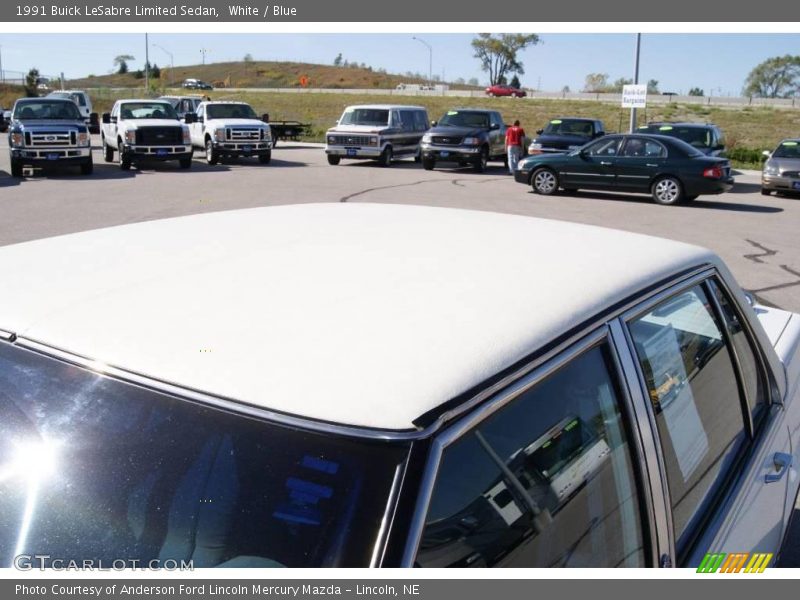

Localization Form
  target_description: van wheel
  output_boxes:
[80,158,94,176]
[531,168,558,195]
[10,158,24,178]
[378,146,393,167]
[652,176,684,205]
[205,139,219,165]
[102,136,114,162]
[327,155,341,166]
[422,157,436,171]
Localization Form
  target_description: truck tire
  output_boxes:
[179,157,193,169]
[473,147,489,173]
[259,151,272,164]
[327,155,341,166]
[102,136,114,162]
[10,158,24,178]
[205,138,219,165]
[80,157,94,176]
[422,157,436,170]
[118,142,131,171]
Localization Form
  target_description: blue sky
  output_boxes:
[0,33,797,95]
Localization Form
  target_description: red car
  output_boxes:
[485,84,527,98]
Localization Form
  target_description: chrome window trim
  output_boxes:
[370,461,407,568]
[400,326,656,567]
[0,328,15,341]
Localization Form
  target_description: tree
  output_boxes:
[243,53,253,63]
[24,68,40,97]
[610,77,633,92]
[561,85,571,93]
[743,55,800,98]
[510,74,521,89]
[151,63,161,79]
[471,33,540,86]
[688,87,704,97]
[114,54,134,75]
[647,79,660,93]
[583,73,608,92]
[468,77,479,86]
[333,53,343,66]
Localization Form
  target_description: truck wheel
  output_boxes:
[118,143,131,171]
[80,158,94,176]
[102,136,114,162]
[327,155,341,166]
[205,139,219,165]
[473,147,489,173]
[422,157,436,170]
[259,151,272,164]
[378,146,393,168]
[10,158,24,178]
[179,157,193,169]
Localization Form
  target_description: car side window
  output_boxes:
[707,279,768,429]
[415,111,429,132]
[196,105,204,119]
[416,343,647,568]
[621,139,666,158]
[628,285,748,552]
[399,110,416,132]
[586,138,621,157]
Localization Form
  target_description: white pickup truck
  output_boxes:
[189,101,272,165]
[101,99,193,170]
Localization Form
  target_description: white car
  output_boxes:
[189,101,272,165]
[0,204,798,568]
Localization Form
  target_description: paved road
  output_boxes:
[2,139,798,312]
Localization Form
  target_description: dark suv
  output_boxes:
[528,117,606,155]
[637,122,726,157]
[420,109,507,172]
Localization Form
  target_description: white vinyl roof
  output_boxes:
[0,204,714,430]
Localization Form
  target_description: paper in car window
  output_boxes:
[447,111,458,115]
[640,323,709,481]
[659,126,674,131]
[783,141,798,146]
[550,119,562,124]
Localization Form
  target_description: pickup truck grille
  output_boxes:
[135,127,183,146]
[329,134,372,146]
[228,128,261,141]
[431,136,463,146]
[28,130,76,147]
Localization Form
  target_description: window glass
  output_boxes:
[415,111,429,131]
[399,110,417,131]
[0,344,408,568]
[629,285,747,549]
[417,344,646,568]
[707,280,768,428]
[586,137,621,156]
[621,139,666,158]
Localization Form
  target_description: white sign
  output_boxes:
[622,84,648,108]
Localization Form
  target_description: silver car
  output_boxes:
[762,139,800,196]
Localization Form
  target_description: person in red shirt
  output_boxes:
[505,119,526,174]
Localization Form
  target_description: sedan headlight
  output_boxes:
[182,127,191,144]
[78,132,90,147]
[11,132,24,147]
[124,130,136,144]
[462,137,481,146]
[763,162,779,176]
[214,128,226,142]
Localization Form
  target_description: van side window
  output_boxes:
[416,343,647,567]
[628,285,748,552]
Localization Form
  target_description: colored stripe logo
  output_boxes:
[697,552,772,573]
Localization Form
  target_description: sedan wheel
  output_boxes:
[531,168,558,195]
[652,176,684,205]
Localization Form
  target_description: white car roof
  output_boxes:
[343,104,427,111]
[0,204,714,431]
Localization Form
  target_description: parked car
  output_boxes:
[0,203,798,568]
[0,108,10,133]
[485,84,527,98]
[325,104,429,167]
[47,90,99,134]
[182,78,213,90]
[189,101,272,165]
[420,108,507,172]
[100,99,193,170]
[761,139,800,196]
[159,95,204,119]
[515,133,734,205]
[637,122,726,157]
[6,97,93,177]
[528,117,606,155]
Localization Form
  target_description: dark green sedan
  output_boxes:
[514,133,734,205]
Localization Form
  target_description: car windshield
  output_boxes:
[119,102,178,120]
[0,343,410,568]
[49,92,86,107]
[437,110,490,128]
[206,104,258,119]
[339,108,389,126]
[542,120,594,137]
[773,141,800,158]
[13,100,81,120]
[644,125,712,149]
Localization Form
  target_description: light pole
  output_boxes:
[0,45,4,84]
[152,43,174,87]
[144,33,150,92]
[412,36,432,89]
[629,33,641,133]
[200,48,209,65]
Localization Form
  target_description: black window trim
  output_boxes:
[401,327,657,567]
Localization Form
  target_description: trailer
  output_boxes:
[268,120,311,147]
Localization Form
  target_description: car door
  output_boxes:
[620,275,791,566]
[489,112,505,157]
[190,104,205,146]
[614,137,667,192]
[559,136,621,190]
[108,103,120,146]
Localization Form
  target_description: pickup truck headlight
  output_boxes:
[422,133,432,143]
[78,132,90,147]
[763,162,779,176]
[261,128,271,141]
[529,142,543,150]
[214,128,226,142]
[124,130,136,144]
[462,137,481,146]
[182,127,191,144]
[11,132,24,147]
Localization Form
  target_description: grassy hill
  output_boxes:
[65,60,462,91]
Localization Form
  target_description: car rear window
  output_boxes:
[0,343,409,568]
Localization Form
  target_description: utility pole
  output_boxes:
[629,33,641,133]
[153,43,174,87]
[412,36,432,89]
[145,33,150,91]
[0,45,4,84]
[200,48,209,65]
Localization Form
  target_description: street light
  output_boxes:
[152,43,174,87]
[629,33,641,133]
[412,36,432,89]
[200,48,209,65]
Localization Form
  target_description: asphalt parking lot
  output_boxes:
[2,137,800,564]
